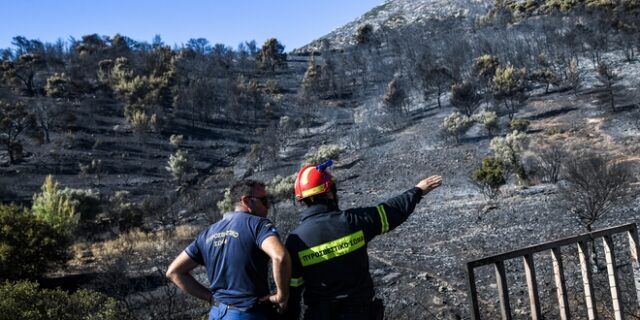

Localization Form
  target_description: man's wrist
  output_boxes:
[277,291,289,302]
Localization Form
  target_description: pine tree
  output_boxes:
[257,38,287,72]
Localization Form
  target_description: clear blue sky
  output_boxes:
[0,0,383,52]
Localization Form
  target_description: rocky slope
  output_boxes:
[294,0,492,53]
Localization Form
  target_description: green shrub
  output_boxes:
[0,204,71,280]
[60,188,102,221]
[44,73,71,98]
[472,157,506,198]
[0,280,128,320]
[490,131,529,182]
[31,175,79,237]
[545,127,563,135]
[166,149,192,182]
[268,174,296,202]
[107,191,143,232]
[60,188,103,235]
[443,112,473,143]
[490,131,528,167]
[472,111,498,135]
[169,134,184,147]
[216,188,233,213]
[304,144,342,165]
[473,54,499,80]
[510,119,530,132]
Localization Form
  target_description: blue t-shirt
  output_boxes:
[185,211,279,310]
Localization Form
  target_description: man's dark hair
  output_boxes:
[229,180,265,204]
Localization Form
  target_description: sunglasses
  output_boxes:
[250,196,270,206]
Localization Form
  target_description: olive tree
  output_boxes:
[491,65,527,120]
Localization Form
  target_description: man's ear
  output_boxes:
[241,195,253,210]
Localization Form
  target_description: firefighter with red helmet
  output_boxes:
[283,160,442,320]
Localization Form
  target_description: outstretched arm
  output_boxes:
[166,251,211,302]
[261,235,292,310]
[362,175,443,239]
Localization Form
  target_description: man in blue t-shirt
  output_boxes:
[167,180,291,320]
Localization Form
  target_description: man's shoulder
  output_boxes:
[228,213,278,237]
[230,211,270,221]
[223,212,270,225]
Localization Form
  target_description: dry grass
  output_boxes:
[75,225,200,262]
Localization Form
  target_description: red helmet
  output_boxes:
[294,162,334,200]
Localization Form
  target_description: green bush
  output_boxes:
[107,191,143,232]
[443,112,473,143]
[472,111,498,135]
[216,188,233,213]
[472,157,506,198]
[32,175,79,237]
[304,144,342,165]
[490,131,529,182]
[545,127,563,135]
[44,73,71,98]
[0,280,128,320]
[0,204,71,281]
[169,134,184,147]
[60,188,102,222]
[473,54,499,80]
[268,174,296,202]
[166,149,193,182]
[490,131,528,167]
[510,119,530,132]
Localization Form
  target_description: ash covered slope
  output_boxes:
[294,0,492,53]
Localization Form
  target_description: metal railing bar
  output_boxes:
[495,261,512,320]
[628,227,640,308]
[467,224,635,268]
[603,235,623,320]
[523,254,542,319]
[551,247,571,320]
[465,266,481,320]
[578,241,597,320]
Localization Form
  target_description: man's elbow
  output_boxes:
[165,269,175,281]
[271,252,286,264]
[273,250,291,265]
[166,265,181,282]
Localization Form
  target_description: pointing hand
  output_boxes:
[416,175,442,194]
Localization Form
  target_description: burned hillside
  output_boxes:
[1,0,640,319]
